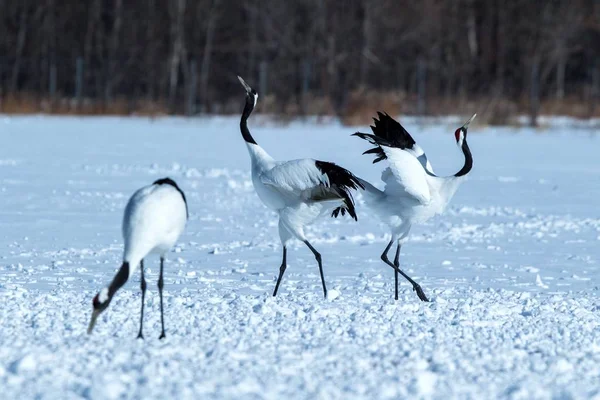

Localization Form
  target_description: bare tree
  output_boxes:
[168,0,186,113]
[359,0,373,87]
[0,0,597,117]
[10,1,29,92]
[105,0,123,103]
[199,0,221,111]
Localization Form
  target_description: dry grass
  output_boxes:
[341,88,408,126]
[1,92,599,127]
[0,93,170,116]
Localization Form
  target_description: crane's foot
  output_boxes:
[137,332,144,340]
[159,332,166,340]
[413,284,430,302]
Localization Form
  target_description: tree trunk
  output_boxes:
[10,4,28,93]
[105,0,123,104]
[530,56,540,127]
[168,0,186,113]
[199,0,220,111]
[494,0,506,97]
[359,0,372,87]
[556,49,566,100]
[75,57,84,106]
[83,0,99,98]
[259,60,268,98]
[93,0,104,103]
[47,0,57,106]
[145,0,156,103]
[247,0,257,80]
[467,0,478,60]
[588,60,599,118]
[186,60,197,115]
[326,35,336,106]
[417,58,427,115]
[300,59,311,115]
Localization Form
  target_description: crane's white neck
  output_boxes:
[436,175,467,209]
[246,142,275,173]
[122,232,153,278]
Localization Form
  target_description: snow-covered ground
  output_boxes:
[1,115,599,399]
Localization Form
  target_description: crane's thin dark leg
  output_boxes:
[393,243,400,301]
[273,246,287,297]
[381,240,429,302]
[137,259,147,339]
[304,241,327,298]
[158,257,166,339]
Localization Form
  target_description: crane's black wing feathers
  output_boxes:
[353,112,416,163]
[314,161,364,221]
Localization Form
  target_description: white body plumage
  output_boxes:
[122,182,187,273]
[247,144,347,241]
[362,164,467,235]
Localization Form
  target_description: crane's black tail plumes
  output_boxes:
[315,161,365,221]
[353,111,417,163]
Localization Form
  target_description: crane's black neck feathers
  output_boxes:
[454,141,473,177]
[315,161,365,221]
[240,94,257,145]
[108,262,130,298]
[352,111,416,163]
[93,262,130,310]
[153,177,189,219]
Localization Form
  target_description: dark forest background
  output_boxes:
[1,0,600,125]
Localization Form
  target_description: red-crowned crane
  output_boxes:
[87,178,188,339]
[237,76,364,298]
[353,113,476,302]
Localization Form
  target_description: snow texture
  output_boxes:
[1,115,599,399]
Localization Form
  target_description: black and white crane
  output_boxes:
[237,76,364,298]
[353,112,476,302]
[87,177,188,339]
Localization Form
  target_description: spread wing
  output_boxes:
[353,111,434,174]
[260,159,364,220]
[379,147,431,205]
[353,112,433,204]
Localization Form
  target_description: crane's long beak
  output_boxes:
[237,76,252,93]
[462,113,477,130]
[87,309,101,334]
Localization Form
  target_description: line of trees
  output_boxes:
[1,0,600,124]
